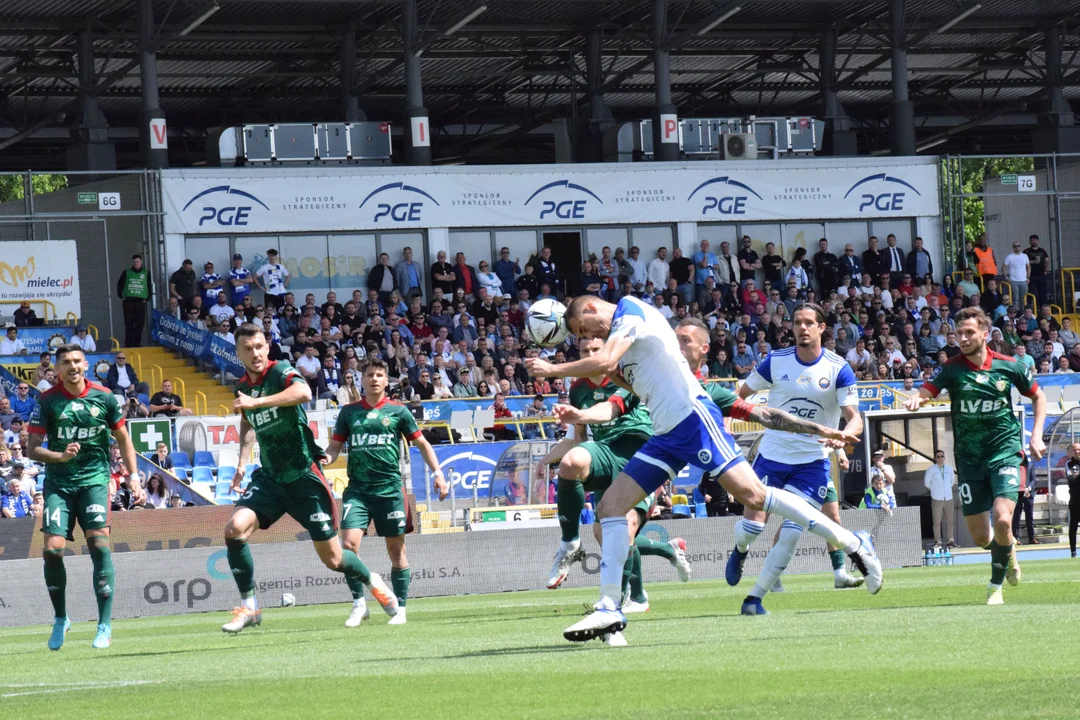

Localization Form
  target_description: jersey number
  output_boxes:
[241,486,257,500]
[48,507,61,526]
[342,503,352,520]
[958,483,972,505]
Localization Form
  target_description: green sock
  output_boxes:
[557,479,585,544]
[989,540,1011,586]
[628,547,647,604]
[829,548,847,572]
[43,549,67,619]
[635,535,675,561]
[87,536,114,625]
[225,538,256,599]
[391,567,411,607]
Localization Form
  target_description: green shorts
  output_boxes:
[340,489,407,537]
[957,459,1023,516]
[41,483,110,540]
[237,468,338,542]
[823,481,838,505]
[592,487,655,537]
[578,434,649,495]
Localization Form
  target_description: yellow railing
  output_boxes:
[150,363,163,391]
[0,299,57,321]
[128,350,144,379]
[109,337,119,351]
[65,312,78,324]
[172,376,187,407]
[1060,268,1080,313]
[218,403,231,416]
[194,390,208,417]
[86,324,100,341]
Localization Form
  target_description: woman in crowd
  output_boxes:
[145,474,170,509]
[337,370,362,406]
[477,260,503,298]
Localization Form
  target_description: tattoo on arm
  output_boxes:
[751,406,827,436]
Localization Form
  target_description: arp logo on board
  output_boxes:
[523,179,604,220]
[182,185,270,227]
[686,176,763,216]
[358,182,440,223]
[844,173,922,212]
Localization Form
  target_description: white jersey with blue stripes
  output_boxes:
[608,295,708,435]
[743,346,859,464]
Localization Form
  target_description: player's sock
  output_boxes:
[338,549,373,587]
[391,567,411,607]
[87,535,114,625]
[43,549,67,619]
[989,540,1011,586]
[599,516,630,605]
[225,538,257,607]
[830,548,847,578]
[628,547,647,604]
[750,521,802,598]
[763,488,859,553]
[635,535,675,560]
[557,479,585,543]
[734,519,765,553]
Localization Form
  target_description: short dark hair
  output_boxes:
[234,323,265,343]
[792,302,826,324]
[360,357,389,375]
[132,253,143,261]
[54,343,86,364]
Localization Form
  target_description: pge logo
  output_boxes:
[686,176,763,216]
[844,173,921,212]
[183,185,270,227]
[439,451,497,491]
[524,180,603,220]
[359,182,440,223]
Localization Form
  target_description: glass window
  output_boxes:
[448,231,494,269]
[871,220,914,251]
[825,222,872,257]
[583,227,627,262]
[629,226,673,271]
[494,230,538,270]
[328,234,377,293]
[279,235,330,299]
[184,236,231,286]
[777,223,822,264]
[696,223,738,253]
[379,232,425,268]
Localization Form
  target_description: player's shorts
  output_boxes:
[823,481,838,505]
[41,483,110,541]
[236,465,338,542]
[340,489,407,537]
[623,396,743,495]
[752,455,832,510]
[593,486,655,535]
[578,434,649,494]
[957,458,1023,516]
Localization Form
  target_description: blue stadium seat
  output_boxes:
[170,453,193,475]
[137,392,150,407]
[215,481,234,497]
[218,465,237,484]
[695,502,708,518]
[191,466,214,484]
[692,488,705,504]
[245,464,259,477]
[193,451,215,469]
[672,503,691,518]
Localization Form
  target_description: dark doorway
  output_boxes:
[542,231,583,298]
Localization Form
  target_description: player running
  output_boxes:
[27,343,145,650]
[525,295,882,643]
[220,323,397,634]
[724,304,867,616]
[904,307,1046,605]
[540,336,692,620]
[325,358,449,627]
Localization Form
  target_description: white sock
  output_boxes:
[834,567,849,580]
[241,596,258,611]
[763,488,859,553]
[353,597,365,608]
[599,516,630,605]
[734,519,765,553]
[750,521,803,598]
[562,539,580,552]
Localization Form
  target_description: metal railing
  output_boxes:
[0,299,57,321]
[172,376,187,407]
[194,390,208,417]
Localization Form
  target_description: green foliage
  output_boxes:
[0,174,69,204]
[960,157,1035,243]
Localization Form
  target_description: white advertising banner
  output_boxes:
[174,411,333,464]
[0,240,81,319]
[162,158,940,235]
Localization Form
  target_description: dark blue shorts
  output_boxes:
[752,454,831,509]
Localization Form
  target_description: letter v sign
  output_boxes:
[150,119,168,149]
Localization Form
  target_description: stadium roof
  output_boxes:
[1,0,1078,168]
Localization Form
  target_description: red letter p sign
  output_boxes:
[660,114,679,144]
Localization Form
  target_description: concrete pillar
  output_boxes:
[577,30,615,162]
[1033,25,1080,154]
[67,27,116,171]
[340,22,366,122]
[819,27,857,156]
[137,0,168,169]
[888,0,915,156]
[402,0,431,165]
[651,0,679,161]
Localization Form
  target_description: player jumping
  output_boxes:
[725,304,867,616]
[540,336,692,624]
[28,343,145,650]
[220,323,398,634]
[904,307,1046,605]
[325,358,449,627]
[525,295,882,644]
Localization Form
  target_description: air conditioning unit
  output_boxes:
[723,133,758,160]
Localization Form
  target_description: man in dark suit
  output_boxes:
[367,253,396,306]
[838,244,862,286]
[881,234,906,287]
[862,236,883,281]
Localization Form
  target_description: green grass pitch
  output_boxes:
[3,561,1079,719]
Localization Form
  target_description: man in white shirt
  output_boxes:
[646,247,669,291]
[70,324,97,352]
[207,292,237,324]
[0,325,26,355]
[845,337,873,373]
[35,369,55,393]
[295,345,322,391]
[254,248,290,311]
[1002,241,1030,310]
[924,449,956,547]
[626,246,648,292]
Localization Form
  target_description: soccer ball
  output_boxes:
[280,593,296,607]
[526,298,570,348]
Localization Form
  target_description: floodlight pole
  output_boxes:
[402,0,432,165]
[138,0,168,169]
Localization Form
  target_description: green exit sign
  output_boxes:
[1000,174,1018,185]
[77,191,97,204]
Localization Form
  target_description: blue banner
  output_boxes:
[151,311,211,358]
[207,333,245,378]
[0,327,87,356]
[414,396,559,423]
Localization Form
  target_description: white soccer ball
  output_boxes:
[526,298,570,348]
[280,593,296,607]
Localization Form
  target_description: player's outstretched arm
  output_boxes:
[112,424,146,505]
[904,387,934,411]
[1029,387,1048,460]
[553,402,622,426]
[234,378,311,413]
[410,434,448,499]
[748,405,860,444]
[525,334,633,380]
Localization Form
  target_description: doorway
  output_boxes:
[542,231,583,297]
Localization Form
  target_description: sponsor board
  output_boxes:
[162,160,940,234]
[0,509,922,627]
[173,412,330,464]
[127,418,173,454]
[0,240,81,318]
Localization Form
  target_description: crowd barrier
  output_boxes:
[0,506,922,627]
